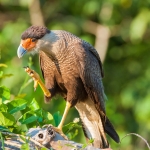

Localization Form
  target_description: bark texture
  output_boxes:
[0,125,101,150]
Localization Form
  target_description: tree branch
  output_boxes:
[28,0,45,26]
[0,125,102,150]
[82,20,110,63]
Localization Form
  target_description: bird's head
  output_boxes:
[17,25,50,58]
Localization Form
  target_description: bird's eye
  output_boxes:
[32,38,37,42]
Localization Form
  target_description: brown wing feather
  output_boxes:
[73,42,105,112]
[73,41,119,144]
[39,51,56,103]
[88,46,104,78]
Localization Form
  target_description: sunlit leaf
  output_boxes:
[63,122,82,134]
[0,73,13,79]
[0,103,8,112]
[0,86,10,100]
[82,143,88,149]
[67,129,79,140]
[0,112,15,126]
[20,143,30,150]
[19,135,27,142]
[0,64,7,67]
[28,98,40,111]
[19,111,39,124]
[8,99,27,114]
[0,71,3,77]
[35,109,43,123]
[41,148,48,150]
[42,110,54,125]
[130,8,150,42]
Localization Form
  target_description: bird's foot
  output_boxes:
[24,66,51,97]
[52,126,68,140]
[24,66,40,90]
[42,124,68,140]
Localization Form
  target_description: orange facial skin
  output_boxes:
[21,38,37,51]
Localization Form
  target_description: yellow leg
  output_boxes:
[52,101,71,139]
[58,101,71,130]
[24,66,51,97]
[24,66,70,139]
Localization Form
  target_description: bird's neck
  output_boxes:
[36,31,60,58]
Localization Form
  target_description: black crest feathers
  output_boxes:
[21,25,50,40]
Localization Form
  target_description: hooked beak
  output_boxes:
[17,45,27,58]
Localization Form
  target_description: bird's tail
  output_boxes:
[75,99,109,148]
[105,117,120,143]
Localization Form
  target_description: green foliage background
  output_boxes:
[0,0,150,149]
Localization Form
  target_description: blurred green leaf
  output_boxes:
[19,111,39,124]
[34,109,43,123]
[20,143,30,150]
[63,122,82,134]
[0,112,15,126]
[63,122,81,140]
[28,98,40,111]
[42,110,54,125]
[0,71,3,77]
[19,135,27,142]
[83,1,99,16]
[0,64,7,67]
[0,73,13,79]
[8,99,27,114]
[130,8,150,42]
[0,132,5,150]
[41,148,48,150]
[88,138,94,144]
[44,111,53,120]
[28,56,33,67]
[53,112,62,126]
[0,103,8,112]
[0,125,11,132]
[0,86,10,100]
[82,143,88,149]
[67,129,79,140]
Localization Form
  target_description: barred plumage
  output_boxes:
[19,26,120,149]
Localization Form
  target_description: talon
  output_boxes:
[42,124,50,128]
[34,80,38,91]
[23,66,29,69]
[24,66,51,97]
[30,71,33,74]
[52,126,68,140]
